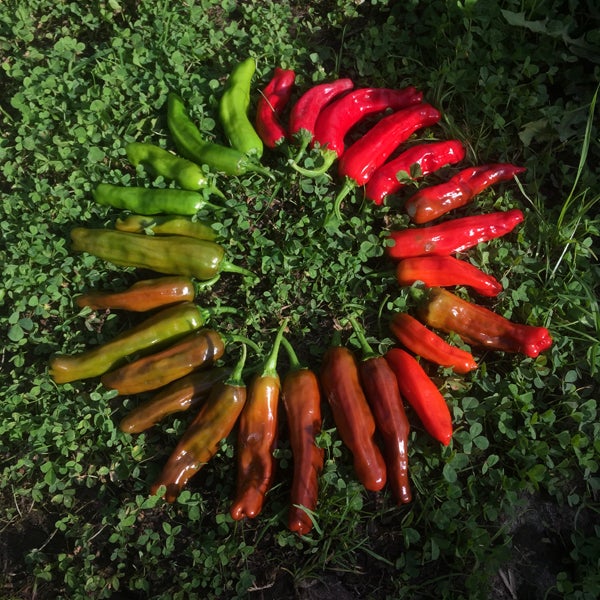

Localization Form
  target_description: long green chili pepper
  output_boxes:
[114,214,217,241]
[219,57,263,158]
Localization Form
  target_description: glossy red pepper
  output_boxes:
[386,208,524,260]
[395,255,503,297]
[292,86,423,177]
[405,163,527,224]
[385,347,453,446]
[330,104,442,218]
[150,345,248,503]
[280,338,324,535]
[320,340,387,492]
[389,312,477,374]
[365,140,466,205]
[230,321,287,521]
[350,317,411,505]
[417,287,553,358]
[255,68,296,149]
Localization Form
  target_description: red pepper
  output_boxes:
[417,287,553,358]
[389,312,477,374]
[280,338,324,536]
[405,163,527,224]
[365,140,466,205]
[230,321,287,521]
[292,86,423,177]
[330,104,442,218]
[150,345,248,503]
[320,338,387,492]
[386,208,524,260]
[395,255,503,297]
[255,68,296,149]
[350,317,411,505]
[385,347,453,446]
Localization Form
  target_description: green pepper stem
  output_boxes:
[331,178,355,220]
[225,334,262,355]
[290,133,311,165]
[281,336,302,371]
[227,343,247,387]
[348,315,377,360]
[288,149,336,178]
[219,260,259,282]
[262,317,289,378]
[207,186,227,201]
[247,163,276,180]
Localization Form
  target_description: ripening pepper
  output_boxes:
[115,214,217,241]
[49,301,209,384]
[417,287,553,358]
[320,339,387,492]
[75,276,195,312]
[100,328,225,395]
[151,345,248,503]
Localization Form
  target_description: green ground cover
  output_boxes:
[1,1,598,598]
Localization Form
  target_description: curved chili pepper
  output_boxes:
[288,78,354,160]
[405,163,527,224]
[119,366,231,434]
[125,142,223,195]
[92,183,222,217]
[219,57,263,158]
[417,287,553,358]
[350,317,411,505]
[389,312,477,374]
[386,208,524,260]
[329,104,442,218]
[167,93,270,178]
[70,227,256,281]
[101,328,225,395]
[75,275,195,312]
[49,301,209,384]
[230,320,287,521]
[255,68,296,149]
[320,338,386,492]
[151,345,248,503]
[115,214,217,241]
[385,347,453,446]
[365,140,466,205]
[395,255,503,297]
[292,86,423,177]
[280,337,324,535]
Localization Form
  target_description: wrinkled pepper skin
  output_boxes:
[320,345,387,491]
[281,338,324,536]
[386,208,524,260]
[385,347,453,446]
[75,276,195,312]
[70,228,249,281]
[49,301,207,384]
[365,140,466,205]
[395,255,503,297]
[115,214,217,241]
[418,287,553,358]
[358,356,412,505]
[219,57,263,158]
[151,349,248,503]
[93,183,217,216]
[119,366,231,434]
[389,312,478,374]
[255,67,296,148]
[101,328,225,395]
[405,163,527,224]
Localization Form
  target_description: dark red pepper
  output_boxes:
[292,86,423,177]
[395,255,503,297]
[365,140,466,205]
[417,287,553,358]
[386,208,524,260]
[404,163,527,224]
[255,68,296,149]
[389,312,477,374]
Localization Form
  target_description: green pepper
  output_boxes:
[70,227,255,281]
[93,183,221,216]
[114,214,217,241]
[49,301,209,384]
[167,93,271,178]
[125,142,224,196]
[219,57,263,158]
